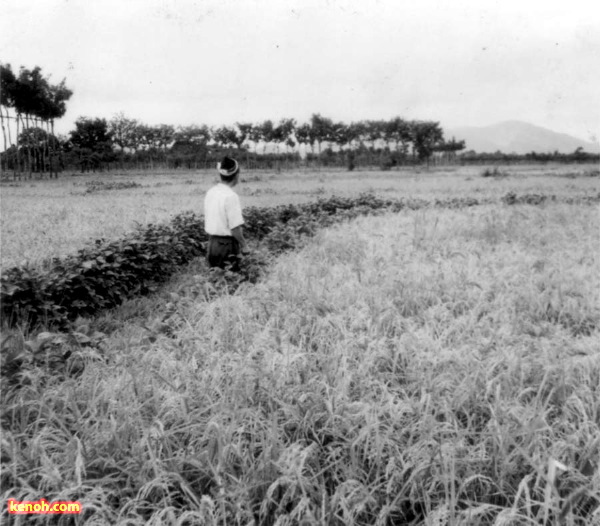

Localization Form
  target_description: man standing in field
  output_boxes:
[204,156,249,270]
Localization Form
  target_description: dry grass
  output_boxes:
[1,163,599,269]
[2,202,599,524]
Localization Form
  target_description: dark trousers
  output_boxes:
[206,235,240,270]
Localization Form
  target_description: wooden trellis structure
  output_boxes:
[0,110,62,180]
[1,64,72,180]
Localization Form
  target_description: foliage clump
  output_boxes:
[83,180,143,193]
[481,166,510,178]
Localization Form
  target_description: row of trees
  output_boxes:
[55,113,465,172]
[3,62,598,177]
[106,112,463,160]
[63,116,598,171]
[0,62,469,175]
[0,63,73,177]
[1,62,468,175]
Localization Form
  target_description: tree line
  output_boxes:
[59,112,466,173]
[1,63,469,175]
[459,147,600,165]
[6,63,595,177]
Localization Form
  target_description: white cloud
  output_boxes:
[1,0,598,140]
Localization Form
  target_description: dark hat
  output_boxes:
[217,156,239,177]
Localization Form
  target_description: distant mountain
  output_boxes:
[444,121,600,154]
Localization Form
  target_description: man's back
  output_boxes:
[204,183,244,236]
[204,156,248,270]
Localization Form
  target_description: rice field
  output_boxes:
[1,164,599,524]
[1,163,598,269]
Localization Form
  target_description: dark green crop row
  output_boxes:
[2,192,597,330]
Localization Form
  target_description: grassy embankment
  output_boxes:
[2,200,599,524]
[1,163,598,269]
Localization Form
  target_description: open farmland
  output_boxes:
[1,163,598,270]
[1,164,600,525]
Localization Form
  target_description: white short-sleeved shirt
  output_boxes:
[204,183,244,236]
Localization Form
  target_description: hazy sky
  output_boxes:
[2,0,599,141]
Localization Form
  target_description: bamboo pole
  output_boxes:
[15,112,21,179]
[32,116,39,176]
[4,107,14,176]
[40,118,46,177]
[37,117,44,177]
[35,117,41,176]
[45,118,50,177]
[0,107,7,175]
[48,119,56,178]
[22,113,32,178]
[45,118,51,177]
[51,119,57,178]
[5,107,13,148]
